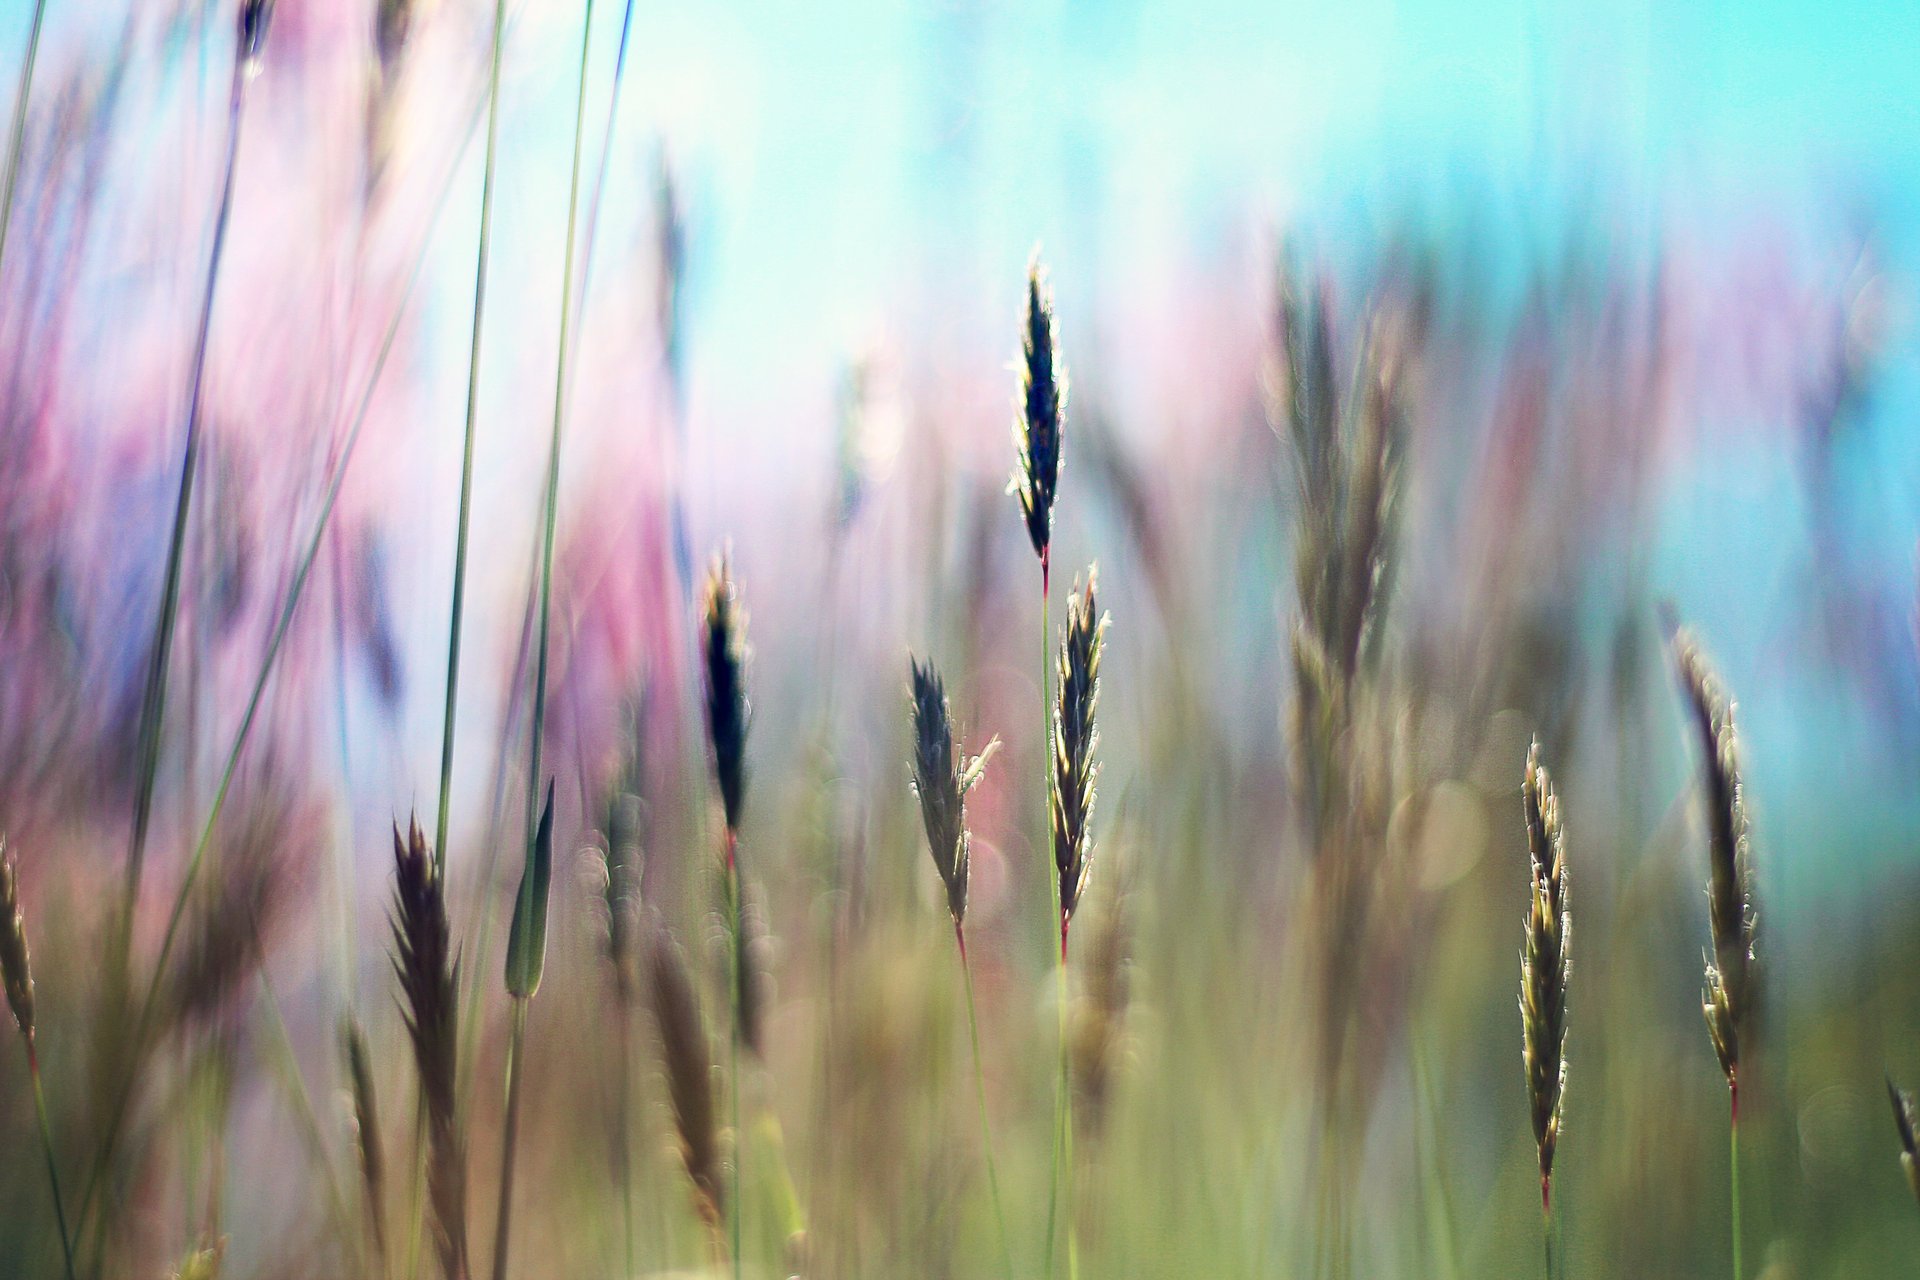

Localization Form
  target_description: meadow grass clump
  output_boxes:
[908,656,1012,1278]
[1670,626,1758,1280]
[1520,741,1569,1273]
[390,818,470,1280]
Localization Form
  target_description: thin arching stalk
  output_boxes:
[1730,1093,1743,1280]
[492,3,598,1274]
[724,827,743,1280]
[117,43,254,975]
[434,0,509,872]
[490,1000,529,1280]
[955,923,1015,1280]
[24,1040,76,1280]
[69,79,491,1248]
[0,0,49,276]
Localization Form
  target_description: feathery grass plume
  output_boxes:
[343,1017,389,1277]
[1053,567,1109,949]
[702,553,751,837]
[1671,625,1757,1280]
[1671,629,1758,1099]
[390,818,469,1280]
[908,656,1000,927]
[644,911,725,1234]
[1520,741,1570,1220]
[1011,254,1065,577]
[1890,1078,1920,1211]
[4,844,77,1280]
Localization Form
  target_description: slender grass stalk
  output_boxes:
[117,14,260,970]
[1730,1110,1742,1280]
[27,1044,77,1280]
[491,1000,529,1280]
[1888,1077,1920,1211]
[69,74,491,1245]
[958,924,1016,1280]
[0,0,49,277]
[725,831,744,1280]
[434,0,508,872]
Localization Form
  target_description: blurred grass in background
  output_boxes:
[0,1,1917,1278]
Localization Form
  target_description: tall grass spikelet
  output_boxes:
[1053,567,1108,949]
[342,1017,389,1277]
[1671,625,1757,1280]
[907,655,1014,1278]
[1889,1078,1920,1211]
[390,818,469,1280]
[239,0,274,77]
[1671,629,1758,1101]
[1520,741,1570,1215]
[702,554,751,838]
[644,911,726,1235]
[908,657,1000,927]
[1011,255,1065,578]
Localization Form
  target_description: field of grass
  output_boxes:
[0,3,1919,1278]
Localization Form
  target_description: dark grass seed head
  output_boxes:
[1671,627,1757,1089]
[341,1016,388,1267]
[239,0,274,74]
[1052,567,1108,935]
[1520,740,1570,1197]
[389,816,468,1279]
[0,843,33,1041]
[908,657,1000,928]
[700,554,750,834]
[1011,255,1065,568]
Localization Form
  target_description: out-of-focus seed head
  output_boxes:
[1520,740,1570,1202]
[1052,566,1108,940]
[908,657,1000,927]
[0,843,34,1041]
[1011,255,1065,570]
[375,0,413,81]
[1890,1077,1920,1210]
[239,0,275,76]
[700,553,750,834]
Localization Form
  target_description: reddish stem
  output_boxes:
[1540,1171,1551,1215]
[955,919,968,966]
[1730,1071,1739,1127]
[723,824,737,874]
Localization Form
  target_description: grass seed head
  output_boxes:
[1052,567,1109,938]
[389,816,469,1279]
[1672,627,1757,1090]
[1011,254,1065,569]
[505,781,556,999]
[1890,1077,1920,1209]
[701,553,750,834]
[908,656,999,928]
[239,0,274,75]
[1520,740,1570,1199]
[644,911,724,1228]
[0,842,34,1041]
